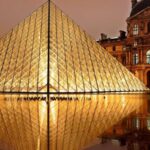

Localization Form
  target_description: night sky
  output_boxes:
[0,0,132,39]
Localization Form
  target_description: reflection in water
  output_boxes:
[121,96,126,108]
[50,101,57,125]
[0,93,148,150]
[37,101,47,150]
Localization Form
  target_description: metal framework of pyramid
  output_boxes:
[0,1,147,94]
[0,1,148,150]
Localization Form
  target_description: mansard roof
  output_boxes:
[130,0,150,17]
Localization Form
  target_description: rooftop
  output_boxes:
[130,0,150,17]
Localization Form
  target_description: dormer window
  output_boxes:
[133,24,139,35]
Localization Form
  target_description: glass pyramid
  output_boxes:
[0,1,149,150]
[0,1,147,94]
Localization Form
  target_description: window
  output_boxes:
[146,50,150,64]
[122,56,126,65]
[133,143,139,150]
[147,118,150,130]
[133,53,139,64]
[133,41,137,47]
[148,22,150,33]
[147,71,150,88]
[123,46,126,51]
[113,46,116,51]
[132,117,140,129]
[133,24,139,35]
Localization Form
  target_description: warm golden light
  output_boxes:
[37,101,47,150]
[0,2,147,93]
[0,1,148,150]
[0,94,148,150]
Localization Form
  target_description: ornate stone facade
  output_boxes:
[98,0,150,88]
[98,1,150,149]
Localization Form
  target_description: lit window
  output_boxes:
[147,118,150,130]
[133,53,139,64]
[133,41,137,47]
[132,117,140,129]
[123,46,126,51]
[146,50,150,64]
[133,24,139,35]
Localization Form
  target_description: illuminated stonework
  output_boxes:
[0,1,148,150]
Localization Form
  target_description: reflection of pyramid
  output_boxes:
[0,94,145,150]
[0,1,146,93]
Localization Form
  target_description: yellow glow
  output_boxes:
[0,1,147,93]
[37,101,47,150]
[0,94,148,150]
[50,101,57,125]
[121,95,126,108]
[0,0,148,150]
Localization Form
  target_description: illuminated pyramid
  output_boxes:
[0,1,148,150]
[0,2,146,93]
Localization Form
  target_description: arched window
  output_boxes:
[148,22,150,33]
[132,117,140,129]
[133,24,139,35]
[146,50,150,64]
[133,53,139,64]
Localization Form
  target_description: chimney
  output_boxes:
[101,33,107,40]
[119,30,126,39]
[131,0,137,8]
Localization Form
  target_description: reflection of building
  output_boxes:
[101,97,150,150]
[99,89,150,143]
[98,0,150,88]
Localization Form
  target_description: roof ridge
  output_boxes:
[130,0,150,16]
